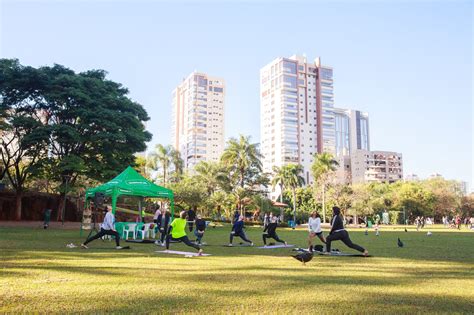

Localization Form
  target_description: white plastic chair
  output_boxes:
[122,223,137,240]
[137,223,151,239]
[148,223,156,238]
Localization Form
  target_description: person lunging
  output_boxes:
[81,206,122,249]
[229,215,253,246]
[263,216,287,246]
[166,211,203,255]
[325,206,368,256]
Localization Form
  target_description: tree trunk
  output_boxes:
[322,183,326,223]
[279,183,283,203]
[14,190,22,221]
[292,188,297,228]
[57,192,65,221]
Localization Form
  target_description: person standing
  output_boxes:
[187,207,196,232]
[166,211,203,255]
[158,210,171,245]
[81,206,122,249]
[229,215,253,246]
[308,211,325,252]
[194,214,206,245]
[262,216,287,246]
[153,204,162,238]
[325,206,368,256]
[43,208,52,229]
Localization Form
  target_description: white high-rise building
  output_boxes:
[351,150,403,184]
[333,108,370,156]
[260,55,335,190]
[171,72,225,170]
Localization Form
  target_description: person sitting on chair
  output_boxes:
[81,206,122,249]
[229,215,253,246]
[262,216,287,247]
[325,206,368,256]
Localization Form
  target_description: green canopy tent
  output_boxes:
[85,166,175,219]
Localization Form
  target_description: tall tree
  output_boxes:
[0,59,50,220]
[148,144,172,185]
[194,160,227,196]
[271,166,286,203]
[1,59,152,221]
[311,152,339,222]
[283,164,305,225]
[221,134,262,188]
[169,148,184,183]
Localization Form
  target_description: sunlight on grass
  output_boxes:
[1,226,473,313]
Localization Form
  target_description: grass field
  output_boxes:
[1,224,473,314]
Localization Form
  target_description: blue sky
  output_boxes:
[1,0,472,189]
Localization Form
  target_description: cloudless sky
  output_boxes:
[1,0,472,189]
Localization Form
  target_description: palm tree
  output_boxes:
[169,148,184,182]
[148,144,172,185]
[194,161,227,196]
[271,166,286,203]
[284,164,305,226]
[311,152,339,223]
[221,134,262,188]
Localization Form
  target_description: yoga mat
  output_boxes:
[155,250,211,256]
[257,244,295,249]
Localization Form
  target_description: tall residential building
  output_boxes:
[171,72,225,170]
[351,150,403,184]
[260,55,335,187]
[333,108,370,156]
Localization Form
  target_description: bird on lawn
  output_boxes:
[398,238,404,248]
[292,251,314,265]
[404,228,408,232]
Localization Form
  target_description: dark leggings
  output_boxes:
[84,228,120,247]
[326,230,364,253]
[188,222,194,232]
[160,227,168,243]
[262,233,285,245]
[166,235,200,251]
[230,231,252,244]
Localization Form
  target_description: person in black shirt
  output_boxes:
[325,206,368,256]
[262,216,287,246]
[229,215,253,246]
[187,207,196,232]
[158,210,171,245]
[194,214,206,245]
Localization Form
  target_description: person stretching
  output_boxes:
[308,211,326,252]
[262,216,287,246]
[229,215,253,246]
[194,214,206,245]
[325,206,368,256]
[166,211,203,255]
[81,206,122,249]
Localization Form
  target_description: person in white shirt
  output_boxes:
[81,206,122,249]
[308,211,326,252]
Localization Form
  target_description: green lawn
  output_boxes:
[1,225,473,314]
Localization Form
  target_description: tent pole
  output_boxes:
[138,198,143,222]
[170,197,175,220]
[112,190,118,215]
